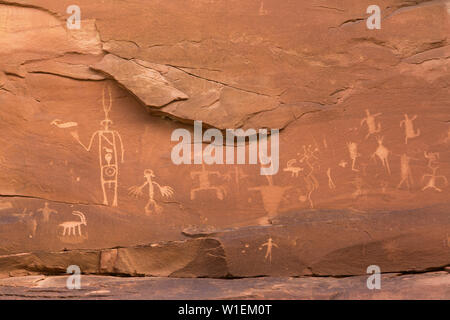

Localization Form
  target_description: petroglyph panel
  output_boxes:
[0,0,449,279]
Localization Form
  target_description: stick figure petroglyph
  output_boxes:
[361,109,382,139]
[397,154,417,190]
[283,159,304,177]
[14,208,37,238]
[58,211,87,237]
[37,202,58,223]
[400,114,420,144]
[371,136,391,175]
[424,151,439,169]
[298,145,320,209]
[261,237,278,263]
[190,164,229,200]
[129,169,174,215]
[327,168,336,189]
[52,87,125,207]
[347,142,360,172]
[422,167,448,192]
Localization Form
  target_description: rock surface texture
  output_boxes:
[0,0,449,299]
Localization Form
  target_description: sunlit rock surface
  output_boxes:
[0,0,449,297]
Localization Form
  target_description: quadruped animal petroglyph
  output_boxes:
[58,211,87,237]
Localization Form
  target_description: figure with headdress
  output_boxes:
[51,87,125,206]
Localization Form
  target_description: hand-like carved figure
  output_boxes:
[400,114,420,144]
[361,109,382,139]
[129,169,174,215]
[371,136,391,175]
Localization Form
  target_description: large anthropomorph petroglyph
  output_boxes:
[52,87,125,206]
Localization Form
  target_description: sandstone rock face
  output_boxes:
[0,272,449,299]
[0,0,449,288]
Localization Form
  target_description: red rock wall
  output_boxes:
[0,0,449,277]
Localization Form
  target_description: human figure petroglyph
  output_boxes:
[422,167,448,192]
[361,109,382,139]
[261,237,278,263]
[297,145,320,209]
[27,211,37,239]
[58,211,87,237]
[37,202,58,223]
[128,169,174,215]
[11,208,37,238]
[371,136,391,175]
[346,142,360,172]
[400,114,420,144]
[51,87,124,207]
[397,154,416,190]
[424,151,439,169]
[327,168,336,189]
[283,159,304,177]
[14,208,37,238]
[190,164,229,200]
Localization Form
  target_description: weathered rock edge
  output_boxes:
[1,204,449,278]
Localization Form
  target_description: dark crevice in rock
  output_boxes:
[27,71,105,82]
[0,194,109,208]
[0,0,63,20]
